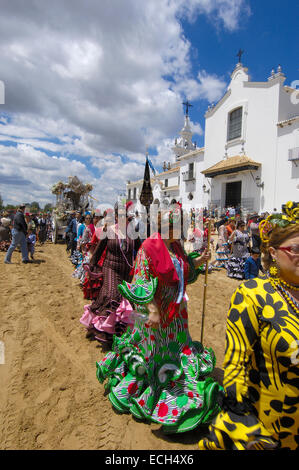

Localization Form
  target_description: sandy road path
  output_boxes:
[0,243,239,450]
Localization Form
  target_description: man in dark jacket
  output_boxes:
[65,211,80,255]
[4,204,30,264]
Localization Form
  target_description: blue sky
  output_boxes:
[180,0,299,147]
[0,0,298,207]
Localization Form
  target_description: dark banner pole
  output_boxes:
[139,155,153,238]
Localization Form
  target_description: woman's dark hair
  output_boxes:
[236,220,245,229]
[261,223,299,270]
[79,216,85,223]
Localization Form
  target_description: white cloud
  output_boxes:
[196,70,227,103]
[190,121,204,136]
[0,0,249,205]
[0,144,95,206]
[173,70,227,105]
[177,0,251,31]
[51,40,103,80]
[154,139,176,165]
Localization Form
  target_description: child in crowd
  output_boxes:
[244,247,263,280]
[26,228,36,260]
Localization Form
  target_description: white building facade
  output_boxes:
[127,62,299,215]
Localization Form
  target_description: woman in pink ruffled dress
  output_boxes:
[80,204,141,346]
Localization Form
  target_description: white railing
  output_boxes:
[241,197,255,211]
[182,171,195,182]
[288,147,299,161]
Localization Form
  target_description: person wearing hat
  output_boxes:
[4,204,31,264]
[0,217,12,251]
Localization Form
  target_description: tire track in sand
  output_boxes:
[0,244,121,450]
[1,243,235,450]
[33,245,122,449]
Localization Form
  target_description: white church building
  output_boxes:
[127,61,299,215]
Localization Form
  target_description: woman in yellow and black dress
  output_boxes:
[199,201,299,450]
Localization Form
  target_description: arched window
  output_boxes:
[228,107,242,141]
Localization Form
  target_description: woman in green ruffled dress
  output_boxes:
[96,210,221,434]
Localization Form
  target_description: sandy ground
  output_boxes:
[0,242,240,450]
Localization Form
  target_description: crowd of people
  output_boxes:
[186,210,271,281]
[67,202,221,433]
[199,201,299,450]
[66,200,298,449]
[2,200,299,449]
[216,211,268,280]
[0,205,52,263]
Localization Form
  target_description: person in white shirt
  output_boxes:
[134,210,147,243]
[228,206,236,217]
[185,221,203,253]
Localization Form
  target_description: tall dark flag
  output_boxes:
[140,156,153,237]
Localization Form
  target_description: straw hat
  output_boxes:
[1,217,11,227]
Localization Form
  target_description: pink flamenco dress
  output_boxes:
[82,227,106,300]
[80,225,141,344]
[95,233,222,434]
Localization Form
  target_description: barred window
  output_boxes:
[228,107,242,141]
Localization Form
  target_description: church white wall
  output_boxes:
[153,183,161,203]
[125,68,299,216]
[245,83,280,213]
[167,174,179,187]
[179,152,205,209]
[276,122,299,209]
[205,80,280,161]
[203,76,294,213]
[278,86,299,122]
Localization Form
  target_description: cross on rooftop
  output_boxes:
[182,100,193,116]
[236,49,244,63]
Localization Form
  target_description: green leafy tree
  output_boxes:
[44,203,53,212]
[30,201,40,213]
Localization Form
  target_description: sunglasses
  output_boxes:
[277,244,299,255]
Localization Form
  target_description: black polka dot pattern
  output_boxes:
[199,277,299,450]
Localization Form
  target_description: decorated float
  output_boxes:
[51,176,93,243]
